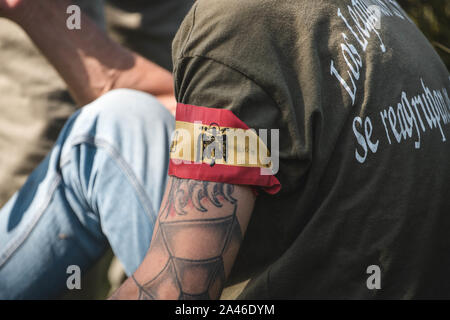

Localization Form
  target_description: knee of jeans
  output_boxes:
[92,89,174,130]
[68,89,175,147]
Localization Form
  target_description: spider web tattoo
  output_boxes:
[133,177,243,300]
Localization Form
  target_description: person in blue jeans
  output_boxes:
[0,89,174,299]
[0,0,182,298]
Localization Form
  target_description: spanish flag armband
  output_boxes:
[169,103,281,195]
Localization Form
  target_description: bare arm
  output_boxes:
[110,176,256,299]
[0,0,176,113]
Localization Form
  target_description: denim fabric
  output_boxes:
[0,89,174,299]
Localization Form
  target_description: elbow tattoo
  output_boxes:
[134,177,243,300]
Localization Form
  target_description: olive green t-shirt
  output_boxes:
[171,0,450,299]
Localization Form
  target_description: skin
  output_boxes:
[109,177,256,300]
[0,0,176,114]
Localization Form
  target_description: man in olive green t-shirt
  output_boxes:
[1,0,450,299]
[111,0,450,299]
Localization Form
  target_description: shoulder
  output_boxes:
[172,0,292,60]
[172,0,333,60]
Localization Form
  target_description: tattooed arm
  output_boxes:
[109,176,256,300]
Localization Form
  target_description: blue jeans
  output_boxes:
[0,89,174,299]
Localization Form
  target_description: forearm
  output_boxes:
[110,177,255,300]
[10,0,174,107]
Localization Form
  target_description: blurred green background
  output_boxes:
[398,0,450,70]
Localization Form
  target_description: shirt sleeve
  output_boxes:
[169,0,307,195]
[170,56,282,194]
